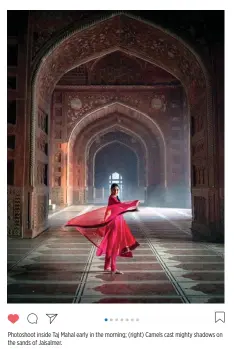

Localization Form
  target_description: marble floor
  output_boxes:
[7,205,224,303]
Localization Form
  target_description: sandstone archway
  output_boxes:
[68,102,165,154]
[67,103,162,205]
[30,13,218,240]
[85,124,148,189]
[85,124,148,164]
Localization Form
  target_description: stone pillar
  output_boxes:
[190,83,223,242]
[93,187,96,201]
[87,186,94,203]
[144,187,147,203]
[84,187,88,204]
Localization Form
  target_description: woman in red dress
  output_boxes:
[65,183,140,275]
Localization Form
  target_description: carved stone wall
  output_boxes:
[63,87,173,135]
[57,51,179,86]
[7,187,22,237]
[194,196,207,223]
[32,192,49,236]
[212,43,224,235]
[7,29,29,237]
[49,91,66,206]
[30,101,50,235]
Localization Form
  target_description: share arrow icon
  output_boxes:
[46,314,58,324]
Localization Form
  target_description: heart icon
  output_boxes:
[8,314,19,324]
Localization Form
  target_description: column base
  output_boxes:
[22,225,50,239]
[191,221,224,243]
[22,229,33,239]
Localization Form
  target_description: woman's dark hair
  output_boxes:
[111,183,119,190]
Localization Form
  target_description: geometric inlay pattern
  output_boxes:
[7,205,224,303]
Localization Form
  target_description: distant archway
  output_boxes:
[94,141,139,202]
[85,123,149,189]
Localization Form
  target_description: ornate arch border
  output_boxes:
[68,102,165,148]
[31,12,212,89]
[30,13,213,188]
[29,12,216,237]
[85,123,148,162]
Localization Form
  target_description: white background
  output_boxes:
[1,1,233,348]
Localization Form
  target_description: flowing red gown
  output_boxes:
[65,196,140,263]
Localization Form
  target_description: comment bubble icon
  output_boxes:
[27,313,38,324]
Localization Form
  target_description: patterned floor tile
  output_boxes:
[8,270,84,282]
[8,296,75,303]
[25,255,90,262]
[10,263,88,271]
[79,297,183,303]
[170,271,224,282]
[167,263,224,271]
[86,271,170,282]
[178,281,224,296]
[8,283,78,296]
[92,256,158,262]
[7,205,224,304]
[186,296,224,303]
[82,281,177,296]
[89,262,164,271]
[156,249,219,256]
[161,256,224,263]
